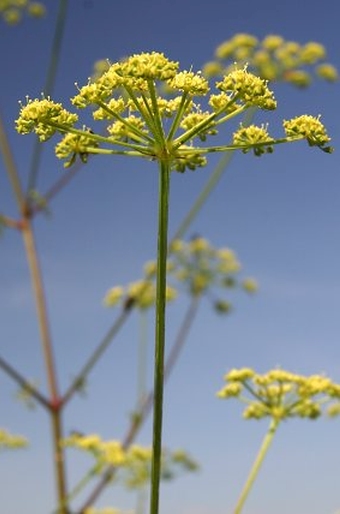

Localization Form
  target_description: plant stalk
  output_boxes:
[150,159,171,514]
[21,219,68,513]
[234,417,280,514]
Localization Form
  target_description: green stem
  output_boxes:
[0,355,50,409]
[0,109,25,209]
[234,417,280,514]
[150,159,171,514]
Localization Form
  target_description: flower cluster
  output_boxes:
[63,433,198,488]
[283,114,332,152]
[216,67,276,110]
[84,509,121,514]
[0,0,45,24]
[0,427,28,450]
[16,96,78,141]
[168,237,257,304]
[16,52,333,168]
[217,368,340,421]
[104,237,257,313]
[55,127,100,168]
[104,237,257,314]
[203,33,338,86]
[233,123,274,156]
[103,278,177,310]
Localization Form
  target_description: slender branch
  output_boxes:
[21,221,59,400]
[0,213,22,230]
[21,219,68,512]
[0,109,25,209]
[61,301,135,406]
[234,418,280,514]
[0,355,50,409]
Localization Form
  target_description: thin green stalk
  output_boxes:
[150,159,171,514]
[0,355,50,409]
[0,109,25,209]
[234,417,280,514]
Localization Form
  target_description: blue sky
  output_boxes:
[1,1,340,513]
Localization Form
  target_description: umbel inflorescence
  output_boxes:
[204,33,338,86]
[104,237,258,312]
[217,368,340,421]
[16,52,332,170]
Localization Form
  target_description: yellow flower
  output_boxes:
[300,42,326,64]
[77,434,102,450]
[0,428,28,450]
[84,507,121,514]
[242,278,258,293]
[121,52,179,81]
[216,382,242,398]
[216,68,277,110]
[284,70,311,88]
[189,237,211,253]
[225,368,255,382]
[262,35,285,51]
[16,97,78,141]
[283,115,332,151]
[103,286,124,307]
[202,61,223,78]
[101,440,126,466]
[233,124,274,156]
[165,285,177,302]
[218,367,340,422]
[55,128,99,167]
[316,63,338,82]
[92,97,126,120]
[168,71,209,95]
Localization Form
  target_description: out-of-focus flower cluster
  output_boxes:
[103,237,258,314]
[0,428,28,450]
[0,0,45,24]
[217,368,340,421]
[168,238,257,312]
[84,509,123,514]
[63,433,198,488]
[203,33,338,87]
[103,280,177,311]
